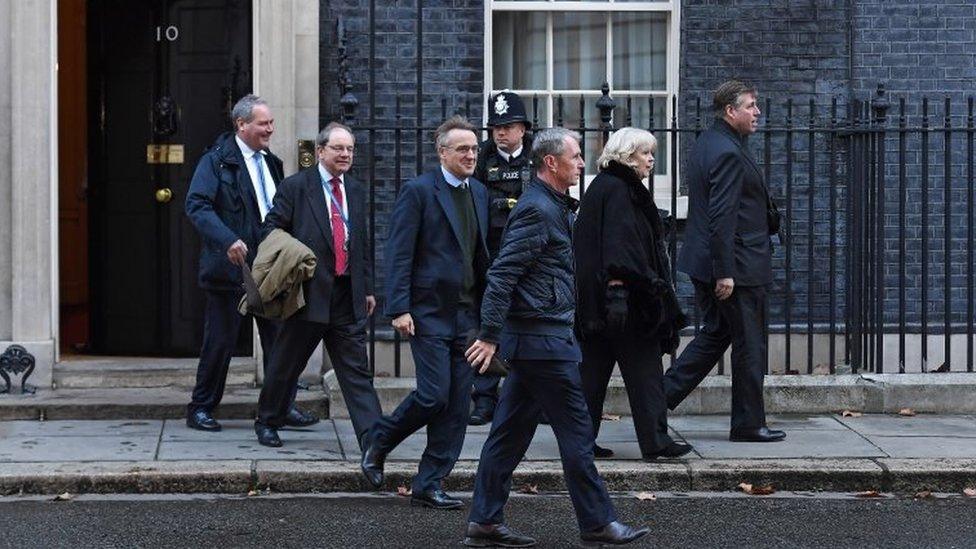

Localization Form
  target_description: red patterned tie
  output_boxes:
[330,177,348,275]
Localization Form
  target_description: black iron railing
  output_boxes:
[333,76,974,377]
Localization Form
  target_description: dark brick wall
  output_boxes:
[678,0,854,328]
[320,0,485,313]
[317,0,974,334]
[850,0,976,328]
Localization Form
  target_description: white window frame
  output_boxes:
[484,0,686,216]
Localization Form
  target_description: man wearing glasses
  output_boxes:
[361,116,491,511]
[253,122,383,448]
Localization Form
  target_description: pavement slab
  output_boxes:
[157,439,344,461]
[0,419,163,438]
[834,414,976,438]
[679,428,886,459]
[0,435,159,462]
[3,414,976,495]
[161,419,333,442]
[866,435,976,458]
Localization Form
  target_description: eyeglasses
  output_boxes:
[444,145,478,155]
[326,145,355,153]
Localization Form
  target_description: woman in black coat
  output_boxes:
[574,127,691,460]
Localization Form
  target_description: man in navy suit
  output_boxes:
[253,122,383,448]
[664,80,786,443]
[360,116,490,510]
[185,94,317,432]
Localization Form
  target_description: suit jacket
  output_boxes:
[384,168,490,337]
[262,166,373,324]
[185,132,284,291]
[677,119,773,287]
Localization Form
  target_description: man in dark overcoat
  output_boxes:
[184,94,317,432]
[253,122,382,448]
[468,91,534,426]
[663,80,786,442]
[360,116,491,511]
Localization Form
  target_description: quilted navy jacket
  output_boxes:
[478,177,579,343]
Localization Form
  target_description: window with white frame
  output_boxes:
[486,1,683,213]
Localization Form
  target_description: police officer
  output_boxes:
[469,91,534,426]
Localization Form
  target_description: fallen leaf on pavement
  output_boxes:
[898,408,917,417]
[854,490,883,498]
[841,410,863,418]
[934,362,950,373]
[601,413,621,421]
[634,492,657,501]
[962,488,976,497]
[396,486,412,497]
[247,490,259,497]
[518,484,539,495]
[52,492,74,502]
[914,490,933,499]
[738,482,775,495]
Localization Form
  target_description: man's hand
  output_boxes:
[714,277,734,301]
[365,295,377,317]
[465,339,498,374]
[392,313,415,336]
[227,239,248,266]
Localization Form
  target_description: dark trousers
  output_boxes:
[471,373,500,411]
[469,358,617,533]
[257,278,381,443]
[581,334,674,456]
[371,308,476,493]
[663,279,768,431]
[189,290,282,414]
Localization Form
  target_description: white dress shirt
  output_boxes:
[318,163,350,246]
[497,145,523,163]
[235,135,276,221]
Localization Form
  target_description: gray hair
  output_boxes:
[316,121,354,147]
[597,127,657,171]
[531,127,581,170]
[434,115,477,148]
[231,94,267,126]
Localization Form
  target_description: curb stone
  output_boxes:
[3,459,975,496]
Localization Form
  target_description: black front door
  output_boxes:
[88,0,252,356]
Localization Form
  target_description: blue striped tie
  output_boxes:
[253,153,272,211]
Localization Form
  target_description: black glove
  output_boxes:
[648,276,670,297]
[604,285,629,333]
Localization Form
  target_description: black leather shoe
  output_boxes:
[186,410,221,432]
[643,441,693,460]
[729,427,787,442]
[410,488,463,510]
[594,445,614,459]
[360,434,387,488]
[580,521,650,547]
[463,522,537,547]
[283,406,320,427]
[254,423,282,447]
[469,407,493,426]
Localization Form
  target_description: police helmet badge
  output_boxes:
[494,94,509,116]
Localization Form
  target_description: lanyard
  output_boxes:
[319,174,350,235]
